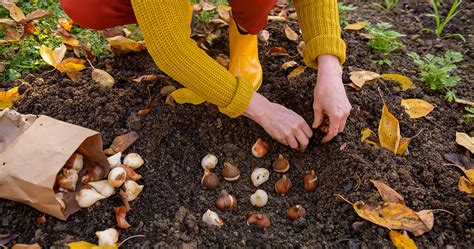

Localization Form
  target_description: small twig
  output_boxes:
[334,193,354,205]
[377,87,386,106]
[86,58,96,70]
[432,209,455,216]
[120,235,146,245]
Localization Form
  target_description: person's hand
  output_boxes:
[313,55,352,143]
[244,93,313,152]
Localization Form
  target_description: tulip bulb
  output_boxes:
[55,192,66,210]
[222,162,240,182]
[108,167,127,187]
[272,154,289,173]
[123,153,144,169]
[82,165,105,184]
[96,228,119,247]
[89,180,115,198]
[65,153,84,172]
[251,168,270,187]
[215,190,237,211]
[251,138,269,158]
[304,170,318,192]
[275,175,292,195]
[201,153,218,171]
[107,152,122,168]
[121,165,142,181]
[247,214,271,228]
[288,205,306,220]
[76,185,106,208]
[202,209,224,227]
[250,189,268,207]
[114,205,130,229]
[122,180,144,201]
[201,171,220,190]
[57,168,79,191]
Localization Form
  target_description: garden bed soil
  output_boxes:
[1,1,473,247]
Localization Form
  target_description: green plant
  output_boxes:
[408,51,463,102]
[373,0,399,11]
[424,0,464,41]
[366,22,404,53]
[373,59,393,66]
[463,107,474,122]
[338,2,358,26]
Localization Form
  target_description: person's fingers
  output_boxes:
[300,121,313,138]
[312,105,324,129]
[286,133,299,150]
[294,129,309,152]
[338,113,349,132]
[322,115,340,143]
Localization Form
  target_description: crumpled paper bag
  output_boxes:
[0,109,109,220]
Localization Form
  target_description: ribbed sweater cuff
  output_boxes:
[218,77,254,118]
[303,35,346,69]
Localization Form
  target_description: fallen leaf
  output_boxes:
[360,32,376,40]
[345,21,366,31]
[390,230,417,249]
[268,15,286,22]
[132,74,158,83]
[68,241,103,249]
[200,1,216,11]
[4,28,20,41]
[11,244,41,249]
[282,61,297,70]
[458,176,474,196]
[217,4,231,22]
[107,36,146,53]
[39,44,67,67]
[349,71,381,89]
[60,35,81,47]
[24,9,50,22]
[56,57,86,80]
[443,153,474,170]
[0,86,20,109]
[284,24,298,41]
[170,88,205,105]
[396,137,412,156]
[287,66,306,78]
[267,47,289,57]
[297,41,305,56]
[401,99,435,119]
[258,30,270,43]
[215,54,229,68]
[92,69,115,88]
[381,74,415,91]
[353,201,429,235]
[2,2,25,22]
[413,210,434,236]
[454,98,474,107]
[370,180,405,204]
[0,18,16,26]
[455,132,474,153]
[360,127,376,144]
[24,22,35,35]
[0,234,18,246]
[104,131,140,155]
[159,85,176,96]
[378,104,401,154]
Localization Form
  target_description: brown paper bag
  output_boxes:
[0,109,109,220]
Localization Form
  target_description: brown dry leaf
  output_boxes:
[349,71,381,89]
[401,99,435,119]
[159,85,176,96]
[345,21,367,31]
[92,69,115,88]
[443,153,474,170]
[284,24,299,41]
[201,1,216,11]
[215,54,229,68]
[4,28,20,41]
[132,74,158,83]
[0,18,15,26]
[267,47,289,57]
[297,41,305,57]
[11,244,41,249]
[381,74,416,91]
[24,9,50,22]
[390,230,417,249]
[217,4,231,22]
[39,44,67,67]
[455,132,474,153]
[2,2,25,22]
[104,131,140,155]
[370,180,405,204]
[0,86,20,110]
[454,98,474,107]
[137,99,154,117]
[282,61,298,70]
[458,176,474,196]
[107,36,146,53]
[413,210,434,236]
[378,104,401,154]
[170,88,205,105]
[287,66,306,79]
[353,201,429,235]
[258,30,270,43]
[268,15,286,22]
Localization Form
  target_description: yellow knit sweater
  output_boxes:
[130,0,346,118]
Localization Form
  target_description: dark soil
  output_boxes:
[1,1,473,248]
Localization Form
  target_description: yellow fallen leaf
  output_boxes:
[217,4,231,23]
[288,66,306,79]
[370,180,405,204]
[455,132,474,153]
[458,176,474,196]
[170,88,205,105]
[11,243,41,249]
[396,137,412,156]
[2,2,25,22]
[353,201,429,235]
[390,230,417,249]
[59,18,73,31]
[282,61,298,70]
[378,105,401,154]
[0,86,20,109]
[40,44,67,67]
[360,128,376,144]
[67,241,120,249]
[345,21,366,31]
[413,210,434,236]
[107,36,146,53]
[454,98,474,107]
[381,74,415,91]
[92,69,115,88]
[61,36,81,47]
[401,99,435,119]
[349,71,381,89]
[56,58,86,73]
[284,24,299,41]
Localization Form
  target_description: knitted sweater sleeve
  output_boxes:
[294,0,346,69]
[130,0,253,118]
